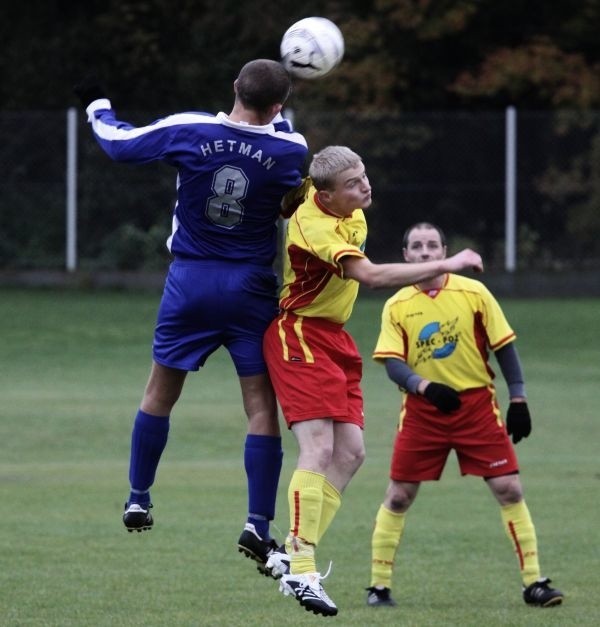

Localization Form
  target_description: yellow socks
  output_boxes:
[286,470,325,574]
[284,472,344,574]
[317,479,342,543]
[501,500,540,586]
[367,499,540,590]
[370,504,406,588]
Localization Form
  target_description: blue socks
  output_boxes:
[127,416,282,542]
[244,434,283,540]
[128,409,170,507]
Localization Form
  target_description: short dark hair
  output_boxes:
[402,222,447,249]
[235,59,292,113]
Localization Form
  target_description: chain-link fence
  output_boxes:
[2,108,600,277]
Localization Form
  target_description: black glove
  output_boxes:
[73,76,106,108]
[505,402,532,444]
[423,382,461,413]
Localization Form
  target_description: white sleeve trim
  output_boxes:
[85,98,112,122]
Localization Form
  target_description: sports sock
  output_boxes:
[244,434,283,540]
[317,479,342,543]
[127,409,170,507]
[500,500,541,586]
[286,469,325,574]
[370,504,406,589]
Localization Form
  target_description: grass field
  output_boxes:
[1,288,598,626]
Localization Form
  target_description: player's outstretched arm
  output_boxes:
[341,248,483,289]
[443,248,483,274]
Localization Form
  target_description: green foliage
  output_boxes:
[566,131,600,253]
[0,111,67,269]
[5,1,600,111]
[1,289,599,625]
[5,2,600,269]
[97,222,171,271]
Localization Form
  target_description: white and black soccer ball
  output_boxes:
[280,17,344,80]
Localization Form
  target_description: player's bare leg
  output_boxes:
[326,422,365,493]
[240,373,280,437]
[140,361,187,416]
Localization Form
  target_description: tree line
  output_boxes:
[3,0,600,270]
[4,0,600,113]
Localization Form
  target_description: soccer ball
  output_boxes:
[280,17,344,80]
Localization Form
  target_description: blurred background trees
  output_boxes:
[2,0,600,273]
[4,0,600,112]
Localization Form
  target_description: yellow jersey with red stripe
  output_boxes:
[279,189,367,324]
[373,273,516,391]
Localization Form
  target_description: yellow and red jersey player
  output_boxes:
[268,184,368,425]
[366,222,563,609]
[375,271,520,480]
[262,147,483,617]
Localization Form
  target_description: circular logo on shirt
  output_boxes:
[418,321,457,359]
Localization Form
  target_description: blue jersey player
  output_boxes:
[75,59,308,576]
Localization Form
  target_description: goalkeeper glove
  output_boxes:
[281,176,312,218]
[74,76,107,109]
[423,382,461,413]
[505,401,531,444]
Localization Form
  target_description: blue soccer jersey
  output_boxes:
[85,99,308,266]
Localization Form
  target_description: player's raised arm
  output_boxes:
[341,248,483,289]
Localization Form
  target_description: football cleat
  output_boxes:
[237,523,278,576]
[523,577,564,607]
[366,585,397,607]
[123,502,153,532]
[265,544,290,579]
[279,571,337,617]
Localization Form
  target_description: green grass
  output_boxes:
[1,288,598,626]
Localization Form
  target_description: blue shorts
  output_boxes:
[153,260,278,376]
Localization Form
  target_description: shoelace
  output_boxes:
[321,560,333,580]
[316,564,335,606]
[303,562,333,590]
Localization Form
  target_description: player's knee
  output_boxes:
[488,475,523,505]
[385,486,415,513]
[141,390,179,415]
[352,444,366,471]
[246,407,279,434]
[499,485,523,504]
[335,443,365,476]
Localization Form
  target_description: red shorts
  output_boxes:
[390,386,518,481]
[263,312,364,428]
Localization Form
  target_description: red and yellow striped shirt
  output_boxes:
[373,273,516,391]
[279,189,367,324]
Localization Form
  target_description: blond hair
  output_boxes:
[308,146,362,190]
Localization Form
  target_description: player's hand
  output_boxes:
[423,382,461,413]
[281,176,312,218]
[506,401,531,444]
[444,248,483,274]
[74,76,107,109]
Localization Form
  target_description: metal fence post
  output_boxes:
[505,105,517,272]
[66,107,78,272]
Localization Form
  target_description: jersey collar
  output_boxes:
[216,111,274,133]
